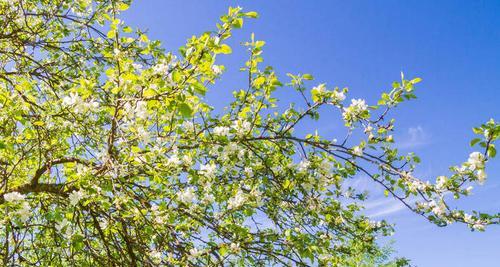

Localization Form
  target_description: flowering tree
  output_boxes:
[0,0,498,266]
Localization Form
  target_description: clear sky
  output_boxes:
[121,1,500,266]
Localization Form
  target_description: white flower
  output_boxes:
[55,219,73,237]
[352,146,363,156]
[476,169,487,184]
[17,202,31,222]
[3,192,25,202]
[251,188,263,205]
[167,154,182,165]
[212,65,222,75]
[177,187,196,203]
[55,219,69,232]
[318,160,331,173]
[213,126,230,136]
[62,92,80,106]
[297,160,310,172]
[464,214,474,224]
[464,186,474,195]
[312,84,326,93]
[152,62,168,74]
[435,176,447,190]
[351,99,368,111]
[135,101,148,120]
[429,200,446,216]
[150,250,163,264]
[467,152,485,171]
[189,247,202,258]
[342,98,368,123]
[136,127,150,144]
[85,99,99,110]
[182,154,193,166]
[99,218,108,229]
[332,90,345,102]
[203,193,215,204]
[232,120,251,135]
[124,101,148,120]
[472,221,485,231]
[69,190,85,206]
[230,242,240,253]
[227,190,246,210]
[244,167,254,177]
[182,121,194,132]
[200,163,216,178]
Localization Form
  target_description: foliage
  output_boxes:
[0,0,498,266]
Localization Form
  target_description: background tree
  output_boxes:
[0,0,498,266]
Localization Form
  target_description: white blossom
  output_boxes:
[429,200,446,216]
[17,202,31,222]
[297,160,310,172]
[213,126,230,136]
[167,154,182,165]
[181,122,196,135]
[465,185,474,195]
[332,90,345,102]
[99,218,108,230]
[244,167,254,177]
[55,219,73,237]
[230,242,240,253]
[476,169,487,184]
[135,101,148,120]
[212,65,222,75]
[150,250,163,264]
[203,193,215,204]
[177,187,196,203]
[467,152,485,171]
[69,190,86,206]
[124,101,148,120]
[435,176,447,190]
[227,190,246,210]
[472,221,486,231]
[352,146,363,156]
[350,99,368,111]
[62,92,80,106]
[3,192,25,202]
[312,84,326,93]
[232,120,251,135]
[200,163,216,178]
[189,247,202,258]
[342,98,368,123]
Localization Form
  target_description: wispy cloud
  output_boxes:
[365,198,406,218]
[396,125,431,149]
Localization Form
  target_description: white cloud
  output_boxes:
[396,125,430,149]
[365,199,406,218]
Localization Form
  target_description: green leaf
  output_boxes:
[470,138,481,147]
[216,44,232,54]
[244,11,259,18]
[178,103,193,117]
[123,26,133,33]
[192,82,207,96]
[253,76,266,88]
[117,3,130,11]
[107,29,116,39]
[302,74,314,80]
[410,77,422,84]
[488,145,496,158]
[232,18,243,28]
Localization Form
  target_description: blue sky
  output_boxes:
[122,1,500,266]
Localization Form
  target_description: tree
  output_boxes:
[0,0,498,266]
